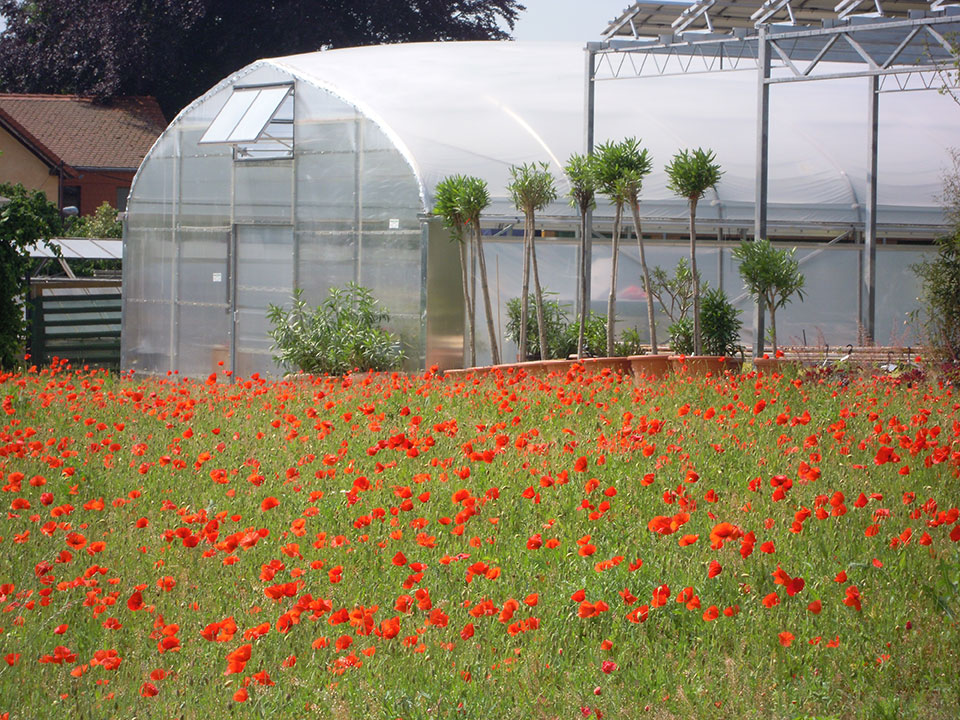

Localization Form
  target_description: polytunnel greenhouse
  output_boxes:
[122,40,960,377]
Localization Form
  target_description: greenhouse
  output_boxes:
[122,39,960,377]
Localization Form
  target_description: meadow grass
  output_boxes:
[0,361,957,719]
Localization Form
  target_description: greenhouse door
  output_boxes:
[230,224,294,377]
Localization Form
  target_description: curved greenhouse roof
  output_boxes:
[200,40,958,231]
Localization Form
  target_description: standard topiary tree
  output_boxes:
[507,162,557,361]
[564,153,596,359]
[433,175,475,367]
[618,139,657,354]
[665,148,723,356]
[594,140,654,356]
[459,176,500,366]
[732,238,805,356]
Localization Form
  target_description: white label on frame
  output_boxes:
[389,218,400,229]
[212,273,222,282]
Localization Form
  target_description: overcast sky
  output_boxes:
[507,0,635,41]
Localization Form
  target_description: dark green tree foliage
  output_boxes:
[0,0,525,118]
[266,284,403,375]
[0,183,62,369]
[699,287,742,357]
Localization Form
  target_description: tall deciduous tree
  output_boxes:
[665,148,723,356]
[0,0,525,118]
[507,162,557,361]
[564,153,596,359]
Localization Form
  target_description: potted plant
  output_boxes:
[507,162,557,362]
[594,139,658,358]
[732,238,805,369]
[670,288,743,375]
[665,148,723,356]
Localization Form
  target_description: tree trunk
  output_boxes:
[530,226,549,360]
[474,225,500,366]
[470,234,477,367]
[458,237,474,368]
[629,199,658,354]
[578,210,588,359]
[607,203,622,357]
[768,293,777,356]
[518,213,532,362]
[689,197,701,356]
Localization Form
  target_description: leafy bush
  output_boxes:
[506,295,641,360]
[700,287,743,356]
[0,182,62,369]
[506,294,571,360]
[267,284,403,375]
[69,202,122,238]
[668,316,694,355]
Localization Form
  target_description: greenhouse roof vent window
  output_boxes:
[199,83,293,160]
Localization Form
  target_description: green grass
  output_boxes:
[0,362,958,719]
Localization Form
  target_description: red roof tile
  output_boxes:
[0,94,166,170]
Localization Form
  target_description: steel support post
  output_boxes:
[753,28,770,358]
[583,45,598,313]
[862,75,879,344]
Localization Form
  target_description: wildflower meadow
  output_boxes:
[0,360,958,719]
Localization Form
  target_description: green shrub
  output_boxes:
[700,287,743,356]
[668,316,694,355]
[506,294,572,360]
[0,182,62,369]
[267,284,404,375]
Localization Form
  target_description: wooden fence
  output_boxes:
[28,279,122,370]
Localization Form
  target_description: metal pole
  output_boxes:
[753,28,770,358]
[862,75,879,344]
[584,44,598,314]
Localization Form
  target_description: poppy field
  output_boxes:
[1,360,958,720]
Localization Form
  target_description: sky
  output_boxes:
[507,0,636,41]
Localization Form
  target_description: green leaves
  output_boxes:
[732,238,805,312]
[266,284,404,375]
[664,147,723,201]
[0,182,62,369]
[507,162,557,215]
[432,174,490,238]
[593,137,653,206]
[564,153,596,214]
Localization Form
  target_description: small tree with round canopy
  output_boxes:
[594,139,654,356]
[459,176,500,366]
[433,175,475,367]
[507,162,557,361]
[665,148,723,356]
[732,238,805,356]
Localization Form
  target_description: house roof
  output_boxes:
[0,94,166,171]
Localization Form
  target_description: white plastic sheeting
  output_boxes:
[123,41,958,377]
[269,41,959,229]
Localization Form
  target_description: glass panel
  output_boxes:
[200,90,258,144]
[234,225,293,376]
[228,87,291,143]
